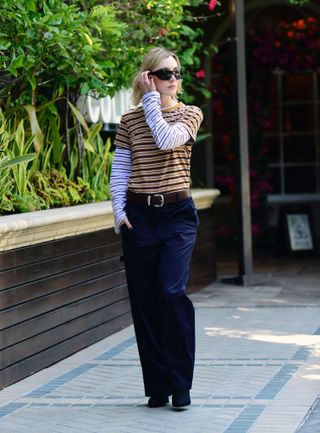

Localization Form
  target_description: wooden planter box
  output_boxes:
[0,189,220,389]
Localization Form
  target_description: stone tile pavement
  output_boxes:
[0,264,320,433]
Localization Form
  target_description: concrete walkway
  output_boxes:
[0,264,319,433]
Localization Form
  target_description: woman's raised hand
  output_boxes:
[138,71,156,94]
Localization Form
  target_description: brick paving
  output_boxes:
[0,265,320,433]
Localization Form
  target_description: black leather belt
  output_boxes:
[127,190,191,207]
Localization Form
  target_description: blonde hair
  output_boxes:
[131,47,183,106]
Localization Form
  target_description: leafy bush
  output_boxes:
[0,0,125,104]
[0,106,112,215]
[0,0,208,106]
[0,0,211,215]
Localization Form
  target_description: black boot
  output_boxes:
[148,395,169,408]
[172,390,191,410]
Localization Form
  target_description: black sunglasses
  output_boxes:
[149,68,183,81]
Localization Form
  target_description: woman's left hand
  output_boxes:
[138,71,156,94]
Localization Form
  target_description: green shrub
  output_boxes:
[0,0,210,215]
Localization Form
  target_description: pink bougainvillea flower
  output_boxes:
[159,28,168,36]
[209,0,217,11]
[195,69,205,78]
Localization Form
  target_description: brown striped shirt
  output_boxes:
[114,102,203,194]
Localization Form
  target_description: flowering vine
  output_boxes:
[213,16,320,246]
[209,0,218,11]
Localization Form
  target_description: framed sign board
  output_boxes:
[286,213,313,251]
[277,205,317,256]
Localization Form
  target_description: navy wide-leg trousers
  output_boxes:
[121,197,199,397]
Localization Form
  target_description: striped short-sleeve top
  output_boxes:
[114,102,203,194]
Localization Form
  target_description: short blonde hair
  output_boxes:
[131,47,183,106]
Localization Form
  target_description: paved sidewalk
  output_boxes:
[0,268,320,433]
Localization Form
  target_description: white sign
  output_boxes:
[287,214,313,251]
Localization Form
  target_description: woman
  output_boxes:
[110,47,203,410]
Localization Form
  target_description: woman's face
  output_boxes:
[150,56,181,98]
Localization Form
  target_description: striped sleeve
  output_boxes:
[142,91,203,150]
[176,105,203,141]
[110,147,132,234]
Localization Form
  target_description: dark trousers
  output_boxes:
[121,197,199,397]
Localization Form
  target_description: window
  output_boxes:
[265,71,320,197]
